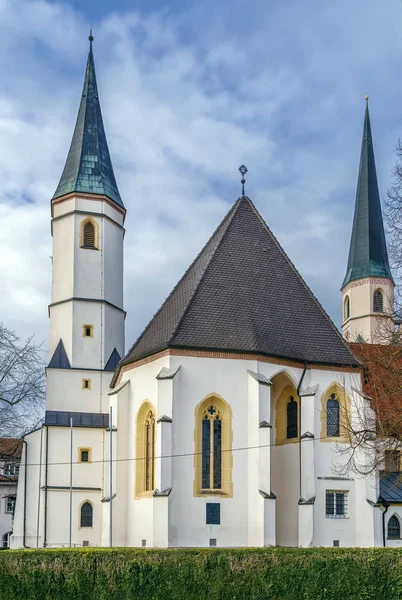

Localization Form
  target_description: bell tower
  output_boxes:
[342,97,394,344]
[47,32,125,413]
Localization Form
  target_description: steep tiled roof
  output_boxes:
[342,101,392,287]
[123,196,358,367]
[0,438,22,459]
[48,339,71,369]
[53,37,124,208]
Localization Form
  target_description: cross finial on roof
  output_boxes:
[365,93,369,102]
[239,165,248,197]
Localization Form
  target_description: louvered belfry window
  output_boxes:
[373,289,383,313]
[83,220,96,248]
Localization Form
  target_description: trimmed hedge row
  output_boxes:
[1,547,402,600]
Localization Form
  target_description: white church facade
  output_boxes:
[10,36,401,549]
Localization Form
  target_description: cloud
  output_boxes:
[0,0,401,353]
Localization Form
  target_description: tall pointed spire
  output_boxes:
[342,98,392,287]
[53,32,124,208]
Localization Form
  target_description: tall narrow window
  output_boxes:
[373,289,384,313]
[83,221,95,247]
[80,218,98,249]
[145,410,155,492]
[80,502,93,527]
[286,396,298,439]
[344,296,350,321]
[388,515,401,539]
[327,394,340,437]
[201,405,222,490]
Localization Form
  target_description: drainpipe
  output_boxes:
[22,439,28,548]
[378,496,390,547]
[297,361,308,498]
[44,426,49,548]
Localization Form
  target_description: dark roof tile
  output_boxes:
[123,197,359,367]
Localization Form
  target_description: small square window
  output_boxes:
[83,325,93,338]
[209,538,217,547]
[206,503,220,525]
[78,448,91,463]
[326,490,348,518]
[333,540,340,547]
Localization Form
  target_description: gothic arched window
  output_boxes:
[145,410,156,492]
[286,396,298,439]
[195,395,233,497]
[344,296,350,321]
[202,405,222,490]
[135,402,156,497]
[373,289,384,313]
[80,501,93,527]
[327,394,340,437]
[388,515,400,539]
[80,218,98,249]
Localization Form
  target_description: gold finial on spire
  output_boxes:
[365,94,369,101]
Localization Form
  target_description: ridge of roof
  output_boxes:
[52,37,124,209]
[120,196,359,371]
[342,100,392,287]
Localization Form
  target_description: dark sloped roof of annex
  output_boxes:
[122,196,359,368]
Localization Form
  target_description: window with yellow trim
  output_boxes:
[275,385,299,444]
[320,383,351,442]
[326,394,340,437]
[194,395,233,498]
[80,218,99,249]
[78,447,92,463]
[135,402,156,498]
[344,295,350,321]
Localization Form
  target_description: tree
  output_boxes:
[0,322,45,438]
[386,140,402,287]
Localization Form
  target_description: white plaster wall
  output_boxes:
[46,368,113,413]
[118,354,377,548]
[51,216,75,303]
[342,277,394,342]
[11,429,42,549]
[45,426,104,547]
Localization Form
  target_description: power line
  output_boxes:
[5,433,342,469]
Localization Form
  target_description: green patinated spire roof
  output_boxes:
[53,33,124,208]
[342,98,392,288]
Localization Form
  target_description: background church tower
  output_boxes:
[342,98,394,343]
[47,32,125,414]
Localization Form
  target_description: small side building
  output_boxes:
[0,439,22,548]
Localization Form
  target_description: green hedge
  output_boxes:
[1,547,402,600]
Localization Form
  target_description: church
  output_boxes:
[10,34,401,549]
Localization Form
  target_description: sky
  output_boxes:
[1,0,402,355]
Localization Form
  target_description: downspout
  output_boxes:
[22,439,28,548]
[297,361,308,498]
[378,497,390,547]
[43,426,49,547]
